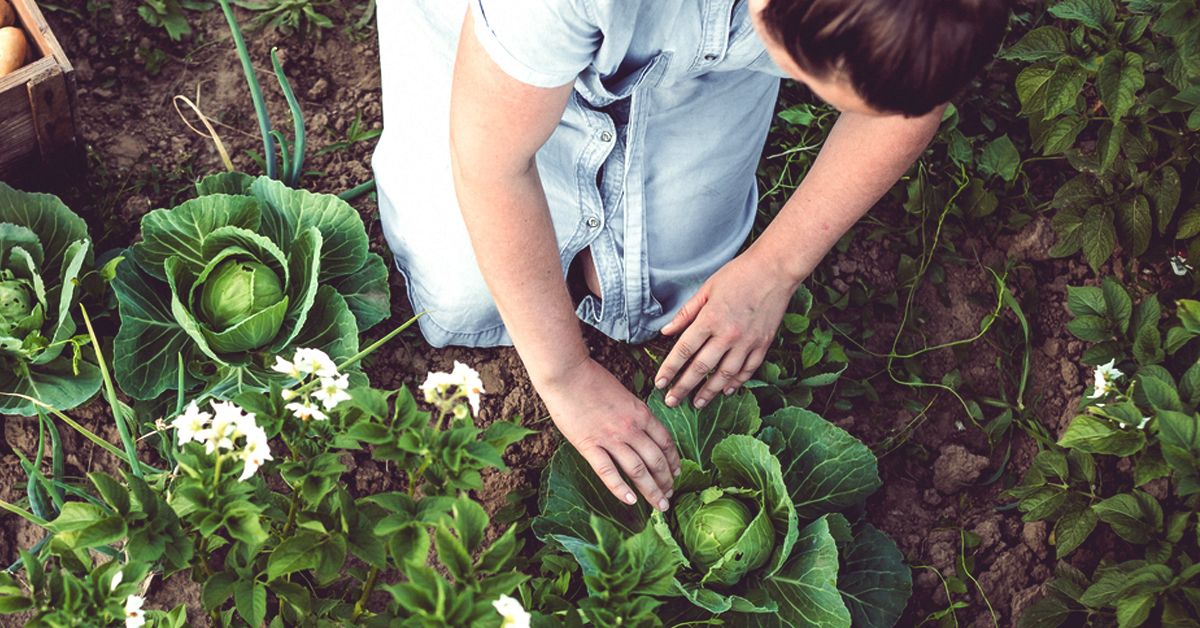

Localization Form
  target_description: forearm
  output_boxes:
[452,164,589,385]
[749,108,943,282]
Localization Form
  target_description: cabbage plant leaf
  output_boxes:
[533,391,912,626]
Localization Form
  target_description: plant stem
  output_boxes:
[80,305,143,478]
[0,498,48,528]
[216,0,277,179]
[351,566,380,621]
[272,47,306,187]
[338,180,377,202]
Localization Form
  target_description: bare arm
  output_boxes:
[450,10,680,509]
[656,108,944,406]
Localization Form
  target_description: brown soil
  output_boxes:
[0,2,1141,626]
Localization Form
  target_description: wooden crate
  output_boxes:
[0,0,79,180]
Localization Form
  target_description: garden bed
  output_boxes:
[0,1,1197,626]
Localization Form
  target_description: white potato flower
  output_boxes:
[421,361,486,415]
[170,401,211,446]
[287,398,328,422]
[124,594,145,628]
[492,594,530,628]
[313,373,352,410]
[1089,359,1123,400]
[238,429,273,481]
[451,361,486,415]
[292,348,339,378]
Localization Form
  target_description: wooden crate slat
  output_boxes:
[0,0,78,180]
[26,63,70,154]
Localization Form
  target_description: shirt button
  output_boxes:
[586,216,600,228]
[600,131,614,142]
[704,53,718,61]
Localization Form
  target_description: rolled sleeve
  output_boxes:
[470,0,599,88]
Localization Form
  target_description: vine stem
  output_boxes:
[351,566,381,620]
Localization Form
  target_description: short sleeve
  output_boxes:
[470,0,600,88]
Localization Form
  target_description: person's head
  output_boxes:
[749,0,1011,117]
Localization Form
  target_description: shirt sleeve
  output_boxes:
[470,0,600,88]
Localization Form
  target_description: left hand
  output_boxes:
[654,249,802,408]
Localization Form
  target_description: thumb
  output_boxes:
[661,285,709,336]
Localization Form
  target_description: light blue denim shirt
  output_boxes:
[373,0,787,347]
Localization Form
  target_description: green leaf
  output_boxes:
[1093,491,1162,544]
[1067,285,1106,317]
[234,580,266,628]
[1097,121,1125,173]
[979,135,1022,182]
[330,253,391,331]
[1059,414,1145,455]
[709,435,799,578]
[1102,277,1133,333]
[1081,205,1117,271]
[1116,593,1156,627]
[1097,52,1145,120]
[838,524,911,627]
[250,177,370,282]
[130,195,261,280]
[1179,205,1200,240]
[0,356,102,417]
[1043,60,1089,119]
[649,391,761,470]
[1048,0,1116,30]
[1067,315,1113,342]
[1016,66,1056,114]
[1157,410,1200,496]
[1139,373,1182,411]
[434,524,472,582]
[111,258,193,400]
[267,532,322,581]
[0,182,90,284]
[763,407,881,520]
[1002,26,1070,61]
[1115,194,1152,258]
[1150,167,1182,233]
[1037,115,1087,155]
[739,516,851,627]
[533,444,651,544]
[88,472,130,516]
[1055,507,1098,558]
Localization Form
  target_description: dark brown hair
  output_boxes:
[760,0,1011,116]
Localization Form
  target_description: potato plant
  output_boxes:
[0,356,533,626]
[1004,0,1200,273]
[1010,280,1200,626]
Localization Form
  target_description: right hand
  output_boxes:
[537,357,682,511]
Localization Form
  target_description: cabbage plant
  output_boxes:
[0,183,98,416]
[112,175,390,401]
[534,392,912,626]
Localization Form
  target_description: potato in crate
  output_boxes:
[0,0,79,179]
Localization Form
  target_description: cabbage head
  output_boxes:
[0,183,99,416]
[111,174,390,401]
[534,392,912,626]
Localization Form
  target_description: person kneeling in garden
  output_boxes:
[372,0,1009,512]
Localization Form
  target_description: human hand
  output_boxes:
[538,357,682,511]
[655,250,801,408]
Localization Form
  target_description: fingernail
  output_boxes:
[665,395,678,407]
[658,499,669,511]
[695,397,708,408]
[673,467,681,477]
[666,489,674,498]
[655,378,668,389]
[724,387,735,395]
[625,492,637,505]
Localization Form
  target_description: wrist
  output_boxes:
[745,238,815,289]
[526,342,591,392]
